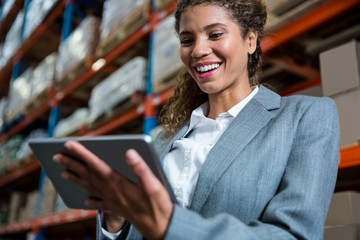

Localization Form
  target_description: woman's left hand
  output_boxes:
[53,140,173,239]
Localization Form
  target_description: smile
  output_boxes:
[196,63,221,73]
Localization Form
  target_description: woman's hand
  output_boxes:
[53,140,173,239]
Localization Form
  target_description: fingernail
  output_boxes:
[126,149,138,165]
[53,154,60,162]
[64,141,72,149]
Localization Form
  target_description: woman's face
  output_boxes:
[178,4,257,97]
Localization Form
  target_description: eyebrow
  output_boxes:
[179,22,228,36]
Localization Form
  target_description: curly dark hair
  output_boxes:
[160,0,267,135]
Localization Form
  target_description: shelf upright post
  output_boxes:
[62,0,74,41]
[144,1,158,135]
[11,60,24,80]
[0,0,3,22]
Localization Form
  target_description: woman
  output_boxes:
[54,0,340,239]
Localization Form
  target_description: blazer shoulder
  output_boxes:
[281,94,337,113]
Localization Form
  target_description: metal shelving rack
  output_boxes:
[0,0,360,238]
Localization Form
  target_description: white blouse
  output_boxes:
[163,86,258,207]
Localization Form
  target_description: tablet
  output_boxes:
[28,134,176,209]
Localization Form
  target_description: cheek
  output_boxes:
[180,48,189,65]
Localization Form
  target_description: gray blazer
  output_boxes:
[98,85,340,240]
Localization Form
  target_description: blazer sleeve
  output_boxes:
[164,97,340,240]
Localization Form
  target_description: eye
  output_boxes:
[180,38,193,46]
[209,32,223,39]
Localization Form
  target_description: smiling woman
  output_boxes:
[53,1,340,239]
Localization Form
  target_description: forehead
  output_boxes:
[179,4,236,31]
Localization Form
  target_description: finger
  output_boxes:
[54,154,101,194]
[85,197,107,210]
[53,153,87,178]
[65,141,113,175]
[125,149,163,195]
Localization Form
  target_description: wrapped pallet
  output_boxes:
[152,15,182,93]
[5,68,33,122]
[97,0,149,56]
[54,108,89,137]
[16,129,47,160]
[7,191,27,223]
[87,56,147,124]
[41,177,58,216]
[30,52,57,103]
[23,0,58,39]
[0,10,24,68]
[55,16,100,85]
[18,191,38,221]
[0,135,24,175]
[0,0,15,22]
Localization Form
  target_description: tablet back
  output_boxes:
[29,134,174,209]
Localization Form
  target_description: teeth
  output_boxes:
[196,63,220,73]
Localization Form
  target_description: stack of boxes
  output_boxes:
[55,16,100,86]
[97,0,149,56]
[320,40,360,239]
[0,10,23,69]
[87,56,147,125]
[28,52,57,112]
[5,68,33,122]
[320,40,360,147]
[325,191,360,240]
[152,15,182,93]
[0,0,15,21]
[23,0,58,39]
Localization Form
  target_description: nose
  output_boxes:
[191,39,211,58]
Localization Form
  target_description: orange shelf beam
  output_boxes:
[0,102,51,143]
[0,159,40,188]
[0,209,96,235]
[85,106,144,136]
[261,0,360,54]
[339,145,360,169]
[280,75,321,96]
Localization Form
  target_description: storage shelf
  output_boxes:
[339,145,360,169]
[0,0,64,84]
[0,209,96,235]
[0,2,176,144]
[0,0,24,41]
[261,0,360,54]
[0,157,40,189]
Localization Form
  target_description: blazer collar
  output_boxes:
[190,85,281,210]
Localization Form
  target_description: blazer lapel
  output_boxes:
[190,86,281,211]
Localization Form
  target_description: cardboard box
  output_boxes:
[332,88,360,146]
[320,40,360,96]
[326,191,360,226]
[324,224,360,240]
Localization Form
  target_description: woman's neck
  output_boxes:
[207,85,253,119]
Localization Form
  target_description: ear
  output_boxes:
[246,30,258,55]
